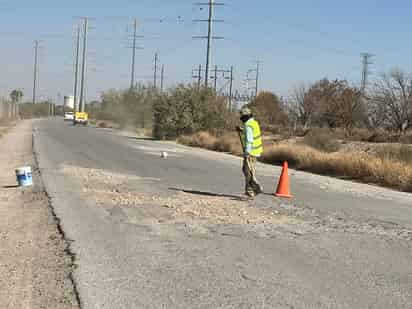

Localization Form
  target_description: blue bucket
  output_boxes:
[15,166,33,187]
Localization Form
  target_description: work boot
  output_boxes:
[254,184,264,195]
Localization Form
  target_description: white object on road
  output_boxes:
[15,166,33,187]
[64,112,74,121]
[161,151,168,159]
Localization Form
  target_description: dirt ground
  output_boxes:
[0,121,79,308]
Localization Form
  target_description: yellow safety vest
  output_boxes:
[241,118,263,157]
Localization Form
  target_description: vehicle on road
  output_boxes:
[64,112,74,121]
[74,112,89,126]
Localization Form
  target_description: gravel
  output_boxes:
[0,121,79,309]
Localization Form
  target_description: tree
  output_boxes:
[292,79,364,132]
[370,69,412,133]
[248,91,288,128]
[290,84,317,129]
[10,89,23,104]
[321,80,363,132]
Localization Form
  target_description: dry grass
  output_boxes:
[262,144,412,192]
[178,131,242,155]
[375,145,412,165]
[178,131,412,193]
[0,126,11,139]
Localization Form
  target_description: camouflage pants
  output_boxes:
[242,156,263,196]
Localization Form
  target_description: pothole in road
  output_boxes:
[59,164,412,241]
[60,164,300,228]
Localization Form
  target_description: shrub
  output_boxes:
[19,102,50,119]
[303,128,340,152]
[345,128,372,142]
[399,134,412,144]
[153,85,236,140]
[367,130,393,143]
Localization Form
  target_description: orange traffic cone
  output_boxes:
[275,161,293,198]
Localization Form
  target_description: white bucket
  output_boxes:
[15,166,33,187]
[161,151,168,158]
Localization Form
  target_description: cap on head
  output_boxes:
[239,107,252,116]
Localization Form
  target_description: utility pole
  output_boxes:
[193,0,225,88]
[73,25,81,112]
[79,18,89,112]
[127,19,144,90]
[214,65,218,92]
[255,60,260,98]
[205,0,215,88]
[153,52,158,89]
[160,64,165,91]
[229,65,234,110]
[32,40,39,104]
[361,53,374,96]
[246,61,260,100]
[198,64,202,90]
[131,19,137,89]
[191,65,202,90]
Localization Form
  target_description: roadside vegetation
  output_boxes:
[19,102,56,119]
[84,68,412,193]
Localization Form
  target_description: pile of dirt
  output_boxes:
[83,188,146,206]
[61,165,299,227]
[61,165,142,185]
[159,192,298,226]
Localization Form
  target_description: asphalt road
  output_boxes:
[34,118,412,309]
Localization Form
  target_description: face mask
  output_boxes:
[240,115,250,123]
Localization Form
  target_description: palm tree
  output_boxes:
[10,89,23,104]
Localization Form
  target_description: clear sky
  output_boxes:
[0,0,412,103]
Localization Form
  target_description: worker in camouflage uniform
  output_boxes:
[237,107,264,198]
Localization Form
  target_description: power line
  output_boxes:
[193,65,232,94]
[193,0,225,88]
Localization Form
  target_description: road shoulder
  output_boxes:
[0,121,79,308]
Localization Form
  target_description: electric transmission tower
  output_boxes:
[246,60,260,100]
[193,0,225,88]
[361,53,374,96]
[192,65,234,108]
